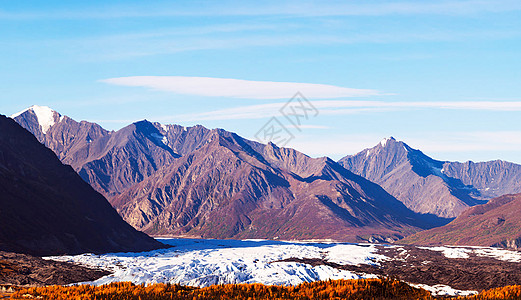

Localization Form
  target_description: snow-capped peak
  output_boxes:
[380,136,395,147]
[10,105,60,134]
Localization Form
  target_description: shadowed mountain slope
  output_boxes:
[0,114,164,256]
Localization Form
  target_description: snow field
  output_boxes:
[45,239,380,287]
[45,239,519,296]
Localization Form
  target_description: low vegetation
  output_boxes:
[9,279,521,299]
[462,285,521,300]
[11,279,434,299]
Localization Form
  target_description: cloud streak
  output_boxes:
[163,100,521,122]
[101,76,383,99]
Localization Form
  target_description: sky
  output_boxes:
[1,0,521,162]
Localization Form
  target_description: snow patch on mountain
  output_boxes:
[151,133,168,145]
[380,138,390,147]
[380,136,397,147]
[430,166,446,178]
[11,105,59,134]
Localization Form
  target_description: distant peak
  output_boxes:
[11,105,53,118]
[10,105,61,134]
[133,119,152,126]
[380,136,396,147]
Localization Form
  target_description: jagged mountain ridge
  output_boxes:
[401,193,521,249]
[338,137,521,218]
[74,121,180,198]
[11,105,110,163]
[12,107,180,199]
[0,114,164,256]
[113,133,442,241]
[11,106,445,242]
[442,160,521,199]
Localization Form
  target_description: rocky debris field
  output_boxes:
[280,244,521,292]
[0,251,109,286]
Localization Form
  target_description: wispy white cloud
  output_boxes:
[163,100,521,122]
[101,76,383,99]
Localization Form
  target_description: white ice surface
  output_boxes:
[419,246,472,259]
[44,240,517,295]
[45,239,382,287]
[419,246,521,262]
[410,283,478,297]
[473,247,521,262]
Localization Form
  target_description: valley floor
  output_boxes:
[41,238,521,297]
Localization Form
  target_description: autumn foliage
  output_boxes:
[11,278,434,300]
[10,279,521,300]
[461,285,521,300]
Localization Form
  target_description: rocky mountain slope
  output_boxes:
[11,106,179,199]
[338,137,521,218]
[442,160,521,200]
[113,133,444,241]
[11,105,110,163]
[11,106,446,242]
[400,193,521,249]
[0,114,164,255]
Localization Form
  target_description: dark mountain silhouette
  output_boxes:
[0,114,164,256]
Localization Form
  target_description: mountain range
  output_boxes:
[339,137,521,218]
[0,114,164,256]
[10,105,521,246]
[10,106,448,243]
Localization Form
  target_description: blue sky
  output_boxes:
[1,0,521,162]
